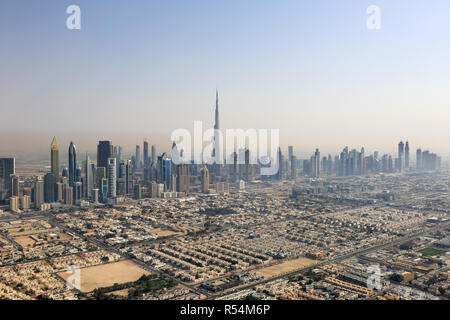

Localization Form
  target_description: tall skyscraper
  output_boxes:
[107,158,116,199]
[143,140,149,167]
[398,141,405,172]
[97,141,113,170]
[0,158,15,196]
[405,141,410,169]
[201,165,210,193]
[416,149,422,170]
[84,154,93,198]
[311,148,320,178]
[34,176,44,209]
[212,90,221,164]
[68,141,77,187]
[51,137,59,181]
[136,145,141,168]
[288,146,294,160]
[176,164,190,193]
[151,145,156,165]
[44,172,55,203]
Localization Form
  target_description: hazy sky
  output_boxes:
[1,0,449,160]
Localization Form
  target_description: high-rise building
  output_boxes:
[55,182,64,202]
[288,146,294,160]
[9,196,19,213]
[0,158,15,196]
[34,176,44,209]
[312,148,320,178]
[51,136,59,181]
[143,140,149,167]
[162,158,171,191]
[64,185,73,205]
[68,141,77,187]
[107,158,116,198]
[290,156,297,180]
[95,167,106,189]
[84,154,93,198]
[10,175,20,197]
[151,145,156,165]
[212,90,221,164]
[405,141,410,169]
[176,164,190,193]
[416,149,422,170]
[398,141,405,172]
[136,145,141,169]
[44,172,55,203]
[201,165,210,193]
[21,195,30,210]
[97,141,113,170]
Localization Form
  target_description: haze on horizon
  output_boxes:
[1,0,449,160]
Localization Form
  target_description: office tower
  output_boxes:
[312,148,320,178]
[170,174,177,193]
[416,149,422,170]
[64,185,73,205]
[0,158,15,196]
[134,184,142,200]
[55,182,63,202]
[95,167,106,189]
[136,145,141,169]
[290,156,297,180]
[34,176,44,209]
[245,149,253,181]
[50,137,60,181]
[125,160,133,195]
[397,141,405,172]
[10,175,20,197]
[100,178,108,202]
[359,147,365,175]
[162,158,171,191]
[21,195,30,210]
[232,152,238,183]
[327,154,333,174]
[388,155,393,172]
[288,146,294,160]
[44,172,55,203]
[405,141,410,169]
[76,167,82,183]
[114,146,122,162]
[92,188,99,203]
[212,90,221,164]
[176,164,190,193]
[277,148,283,180]
[150,181,158,198]
[107,158,116,198]
[97,141,113,170]
[151,145,156,165]
[84,154,93,199]
[74,182,82,202]
[68,141,77,187]
[9,196,19,213]
[201,165,210,193]
[143,140,149,167]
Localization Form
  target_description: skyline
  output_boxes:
[1,0,450,158]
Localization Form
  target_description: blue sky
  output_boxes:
[1,0,449,158]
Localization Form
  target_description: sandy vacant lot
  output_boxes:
[253,257,317,279]
[58,260,150,293]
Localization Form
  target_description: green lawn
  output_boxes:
[418,247,447,257]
